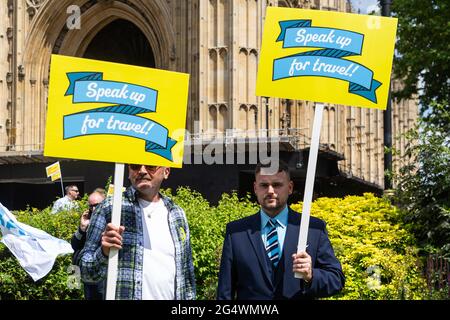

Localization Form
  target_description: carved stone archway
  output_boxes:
[19,0,176,150]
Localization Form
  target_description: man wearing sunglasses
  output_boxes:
[51,184,80,214]
[71,188,106,299]
[76,165,196,300]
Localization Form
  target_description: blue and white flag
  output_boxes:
[0,202,73,281]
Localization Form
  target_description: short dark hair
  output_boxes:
[254,160,290,179]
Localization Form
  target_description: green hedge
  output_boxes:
[0,189,432,299]
[166,187,259,299]
[291,193,428,299]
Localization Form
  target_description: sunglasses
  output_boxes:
[71,189,79,193]
[88,203,101,215]
[129,164,161,172]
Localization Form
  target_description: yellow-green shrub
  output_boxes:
[291,193,428,299]
[165,187,259,299]
[0,190,430,300]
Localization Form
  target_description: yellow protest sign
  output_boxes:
[256,7,398,109]
[106,184,126,197]
[45,161,61,178]
[50,171,61,182]
[44,55,189,167]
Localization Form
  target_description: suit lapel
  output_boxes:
[284,209,301,255]
[246,213,273,286]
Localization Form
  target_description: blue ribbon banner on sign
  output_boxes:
[0,205,28,236]
[273,20,381,103]
[63,72,176,161]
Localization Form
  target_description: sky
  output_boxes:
[350,0,380,14]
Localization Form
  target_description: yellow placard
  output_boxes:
[256,8,398,109]
[45,161,61,177]
[107,184,126,197]
[44,55,189,167]
[50,171,61,182]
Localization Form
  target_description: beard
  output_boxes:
[261,197,281,210]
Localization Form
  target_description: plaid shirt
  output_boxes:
[77,187,196,300]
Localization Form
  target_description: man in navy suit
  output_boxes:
[217,161,344,300]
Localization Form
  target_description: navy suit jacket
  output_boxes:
[217,208,345,300]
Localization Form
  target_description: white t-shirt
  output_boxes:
[138,198,175,300]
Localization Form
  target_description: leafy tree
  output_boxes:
[390,0,449,269]
[393,103,450,259]
[391,0,449,108]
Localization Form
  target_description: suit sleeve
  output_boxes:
[305,226,345,298]
[217,224,236,300]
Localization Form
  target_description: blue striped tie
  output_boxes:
[266,218,280,267]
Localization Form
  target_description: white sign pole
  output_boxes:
[295,103,324,279]
[105,163,125,300]
[59,176,64,198]
[58,162,64,197]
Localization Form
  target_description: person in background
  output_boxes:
[71,188,106,300]
[77,165,196,300]
[51,185,80,214]
[217,161,345,300]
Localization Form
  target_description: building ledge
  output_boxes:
[0,176,85,184]
[0,150,48,165]
[0,150,80,165]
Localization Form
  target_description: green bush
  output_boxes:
[291,193,429,299]
[0,190,433,300]
[165,187,259,299]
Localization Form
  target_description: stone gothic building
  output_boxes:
[0,0,417,209]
